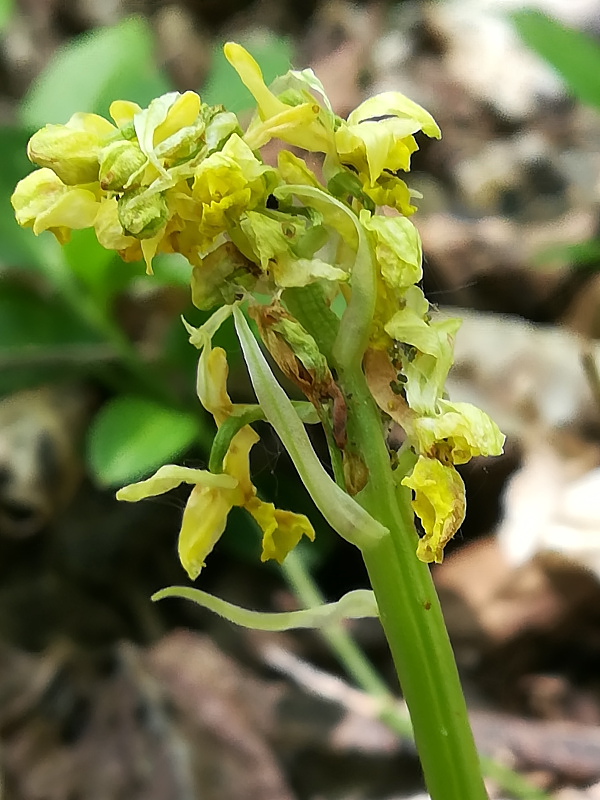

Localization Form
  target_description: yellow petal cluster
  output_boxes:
[192,134,275,244]
[12,41,504,572]
[12,42,441,298]
[11,90,257,273]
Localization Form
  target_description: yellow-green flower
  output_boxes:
[192,133,274,242]
[117,187,168,240]
[93,197,142,260]
[118,332,314,579]
[277,150,323,188]
[337,91,440,183]
[27,111,116,185]
[249,500,316,563]
[403,402,503,560]
[401,456,466,564]
[412,400,505,465]
[364,344,504,562]
[362,173,417,215]
[191,241,256,311]
[99,140,147,192]
[224,42,334,153]
[11,40,505,577]
[361,212,422,290]
[12,90,236,271]
[11,167,99,243]
[116,429,256,579]
[223,41,440,206]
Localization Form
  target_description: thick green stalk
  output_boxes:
[287,285,486,799]
[340,363,487,800]
[286,291,487,800]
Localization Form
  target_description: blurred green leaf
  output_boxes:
[0,0,13,31]
[88,395,202,486]
[0,280,105,394]
[151,253,194,288]
[512,10,600,109]
[63,228,143,309]
[21,16,170,128]
[0,129,29,190]
[566,239,600,265]
[534,237,600,269]
[0,127,50,269]
[202,33,292,111]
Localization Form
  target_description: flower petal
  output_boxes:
[347,91,441,139]
[224,42,331,153]
[94,197,138,251]
[223,426,260,501]
[413,400,506,464]
[27,124,102,185]
[335,120,418,185]
[32,187,99,235]
[153,91,202,145]
[116,464,236,502]
[109,100,142,128]
[246,497,315,563]
[401,456,466,564]
[224,42,287,119]
[361,211,422,290]
[12,168,99,237]
[178,484,233,579]
[197,345,234,425]
[272,254,348,288]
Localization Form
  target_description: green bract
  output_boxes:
[11,41,504,570]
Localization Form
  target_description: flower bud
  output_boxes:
[27,125,101,185]
[99,140,147,191]
[117,188,168,239]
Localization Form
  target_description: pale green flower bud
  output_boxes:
[27,125,101,185]
[118,188,168,239]
[99,140,147,191]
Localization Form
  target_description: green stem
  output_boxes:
[285,286,486,798]
[338,363,487,800]
[363,535,486,800]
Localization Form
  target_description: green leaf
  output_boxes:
[534,237,600,269]
[512,10,600,109]
[21,16,170,128]
[153,586,378,630]
[0,280,104,395]
[87,395,201,487]
[0,127,51,269]
[62,228,141,310]
[202,33,293,111]
[0,0,13,31]
[150,252,194,288]
[565,239,600,266]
